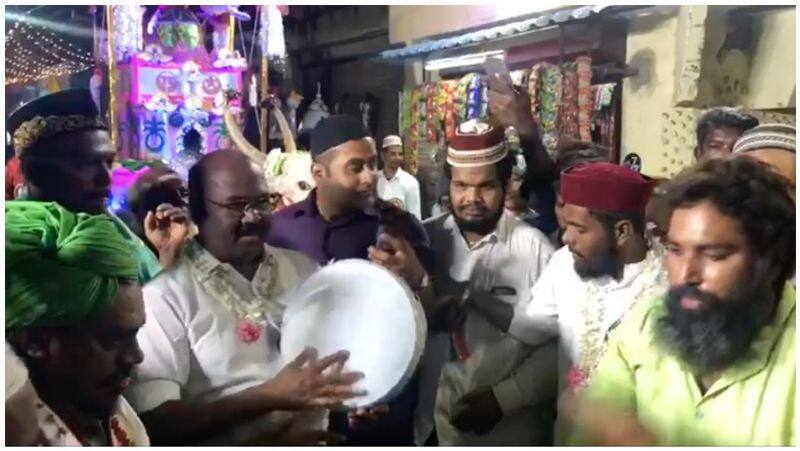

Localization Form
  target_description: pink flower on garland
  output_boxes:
[237,320,262,344]
[110,417,133,446]
[567,366,586,390]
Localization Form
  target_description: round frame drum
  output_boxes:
[281,259,427,408]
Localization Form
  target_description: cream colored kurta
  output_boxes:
[418,212,557,446]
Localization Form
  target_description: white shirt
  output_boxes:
[127,242,324,443]
[509,246,668,393]
[419,212,557,446]
[376,168,422,219]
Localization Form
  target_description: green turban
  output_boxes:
[6,201,139,330]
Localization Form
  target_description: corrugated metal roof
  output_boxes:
[380,5,610,59]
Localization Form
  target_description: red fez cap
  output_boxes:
[561,162,652,212]
[447,120,507,168]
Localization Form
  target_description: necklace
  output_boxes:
[572,251,667,389]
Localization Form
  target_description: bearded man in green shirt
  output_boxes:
[567,157,795,446]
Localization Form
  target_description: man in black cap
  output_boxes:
[266,114,434,445]
[7,89,188,283]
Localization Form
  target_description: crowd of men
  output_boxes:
[4,77,796,446]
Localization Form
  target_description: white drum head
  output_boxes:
[281,259,427,408]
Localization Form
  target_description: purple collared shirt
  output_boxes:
[266,189,433,271]
[265,189,432,445]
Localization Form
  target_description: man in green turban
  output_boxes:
[6,201,150,446]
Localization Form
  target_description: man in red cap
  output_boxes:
[469,161,668,442]
[418,120,557,446]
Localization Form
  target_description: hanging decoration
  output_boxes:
[89,67,104,111]
[399,54,615,165]
[576,56,593,142]
[106,6,120,153]
[5,19,95,85]
[259,6,287,60]
[199,6,250,67]
[168,111,185,128]
[540,64,562,156]
[142,113,168,154]
[559,62,580,142]
[148,7,202,51]
[138,44,173,63]
[112,6,145,62]
[299,83,330,134]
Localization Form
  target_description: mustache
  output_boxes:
[237,220,268,237]
[456,203,489,213]
[667,285,723,309]
[99,368,133,387]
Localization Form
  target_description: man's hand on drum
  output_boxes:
[452,387,503,435]
[259,347,365,410]
[346,403,391,430]
[368,233,428,290]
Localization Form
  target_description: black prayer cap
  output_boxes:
[7,89,102,137]
[310,114,369,157]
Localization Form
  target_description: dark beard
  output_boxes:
[573,234,622,280]
[656,278,774,374]
[453,204,504,236]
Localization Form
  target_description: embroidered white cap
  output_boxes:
[382,135,403,149]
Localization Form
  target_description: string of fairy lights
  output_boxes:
[5,17,95,85]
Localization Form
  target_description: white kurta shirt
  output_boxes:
[376,168,422,219]
[127,242,324,443]
[419,212,557,446]
[508,245,668,393]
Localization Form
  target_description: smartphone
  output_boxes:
[484,56,512,92]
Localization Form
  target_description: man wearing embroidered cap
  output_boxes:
[732,123,795,195]
[6,201,150,446]
[419,120,557,445]
[568,157,795,446]
[376,135,422,219]
[6,89,189,283]
[468,161,668,441]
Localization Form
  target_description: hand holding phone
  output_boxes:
[484,56,514,94]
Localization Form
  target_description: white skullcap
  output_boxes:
[382,135,402,149]
[732,123,796,154]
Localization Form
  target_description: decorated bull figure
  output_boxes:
[223,90,315,212]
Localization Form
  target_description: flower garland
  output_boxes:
[184,241,282,343]
[571,251,667,389]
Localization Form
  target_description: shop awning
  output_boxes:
[380,5,613,59]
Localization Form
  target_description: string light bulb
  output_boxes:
[5,18,95,85]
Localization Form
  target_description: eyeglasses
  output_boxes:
[207,197,272,216]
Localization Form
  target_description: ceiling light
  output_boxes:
[424,50,505,72]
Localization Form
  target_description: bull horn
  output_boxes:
[264,97,298,153]
[223,90,267,167]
